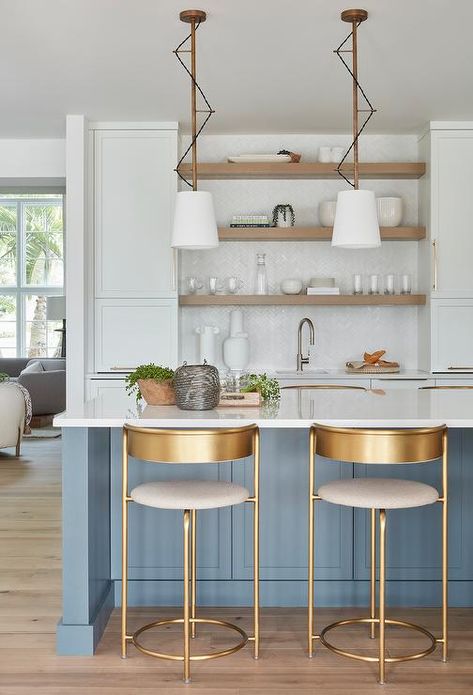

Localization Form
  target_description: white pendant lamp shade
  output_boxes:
[171,190,219,249]
[331,189,381,249]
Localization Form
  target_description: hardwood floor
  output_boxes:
[1,437,473,693]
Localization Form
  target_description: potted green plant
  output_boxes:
[272,203,295,228]
[240,373,280,401]
[125,364,176,405]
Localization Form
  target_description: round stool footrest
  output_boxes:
[132,617,248,661]
[319,617,437,663]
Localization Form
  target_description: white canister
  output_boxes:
[195,325,220,365]
[377,197,403,227]
[223,310,250,372]
[319,200,337,227]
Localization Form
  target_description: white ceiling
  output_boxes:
[1,0,472,137]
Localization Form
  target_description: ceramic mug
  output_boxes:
[318,146,332,163]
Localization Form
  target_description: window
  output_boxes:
[0,194,64,357]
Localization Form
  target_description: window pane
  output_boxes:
[0,231,17,286]
[25,295,62,358]
[24,203,64,287]
[0,294,17,357]
[0,204,17,286]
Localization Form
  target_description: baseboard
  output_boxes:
[56,582,114,655]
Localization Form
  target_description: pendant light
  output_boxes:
[331,9,380,249]
[171,9,218,250]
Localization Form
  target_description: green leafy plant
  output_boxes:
[240,373,280,402]
[125,364,175,403]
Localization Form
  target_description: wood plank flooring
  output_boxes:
[1,437,473,693]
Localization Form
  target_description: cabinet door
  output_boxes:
[87,378,131,400]
[432,131,473,291]
[95,129,177,298]
[354,429,473,581]
[232,429,353,581]
[432,299,473,371]
[95,299,178,372]
[371,379,435,390]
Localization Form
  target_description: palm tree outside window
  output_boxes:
[0,194,64,357]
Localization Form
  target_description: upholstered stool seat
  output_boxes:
[131,480,250,510]
[318,477,439,510]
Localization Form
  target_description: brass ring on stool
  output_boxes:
[319,617,437,663]
[132,617,248,661]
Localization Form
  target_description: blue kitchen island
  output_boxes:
[54,388,473,655]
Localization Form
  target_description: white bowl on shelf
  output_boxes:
[281,279,303,295]
[319,200,337,227]
[377,197,403,227]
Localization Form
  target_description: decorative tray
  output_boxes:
[345,365,400,374]
[228,154,292,163]
[217,392,261,407]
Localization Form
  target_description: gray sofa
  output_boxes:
[0,358,66,416]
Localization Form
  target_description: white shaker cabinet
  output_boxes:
[94,128,177,298]
[95,299,178,373]
[430,128,473,293]
[431,299,473,372]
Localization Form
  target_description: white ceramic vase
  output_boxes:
[223,310,250,372]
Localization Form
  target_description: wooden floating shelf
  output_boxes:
[178,162,426,180]
[179,294,426,307]
[219,226,426,241]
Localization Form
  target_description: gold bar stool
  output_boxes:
[308,424,448,684]
[121,423,260,683]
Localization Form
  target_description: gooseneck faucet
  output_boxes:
[297,317,316,372]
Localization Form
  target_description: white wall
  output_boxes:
[179,133,420,371]
[0,138,65,184]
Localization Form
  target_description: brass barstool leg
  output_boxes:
[183,510,191,683]
[378,509,387,685]
[308,427,315,658]
[370,508,376,639]
[191,509,197,639]
[253,428,260,660]
[441,431,448,662]
[121,429,129,659]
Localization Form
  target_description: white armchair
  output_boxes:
[0,384,26,456]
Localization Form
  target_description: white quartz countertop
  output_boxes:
[54,388,473,429]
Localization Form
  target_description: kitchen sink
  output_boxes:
[276,369,328,375]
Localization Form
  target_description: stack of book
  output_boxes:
[306,286,340,295]
[230,215,271,228]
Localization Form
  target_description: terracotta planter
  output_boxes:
[138,378,176,406]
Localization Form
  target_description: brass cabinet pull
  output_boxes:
[448,366,473,371]
[171,248,177,292]
[432,239,438,290]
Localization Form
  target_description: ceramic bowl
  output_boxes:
[319,200,337,227]
[281,279,303,295]
[377,197,403,227]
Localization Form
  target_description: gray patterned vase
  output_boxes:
[174,361,220,411]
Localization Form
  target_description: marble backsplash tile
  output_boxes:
[178,133,420,371]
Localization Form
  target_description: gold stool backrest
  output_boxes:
[124,423,257,463]
[312,424,446,464]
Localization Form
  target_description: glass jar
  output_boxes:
[254,253,268,295]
